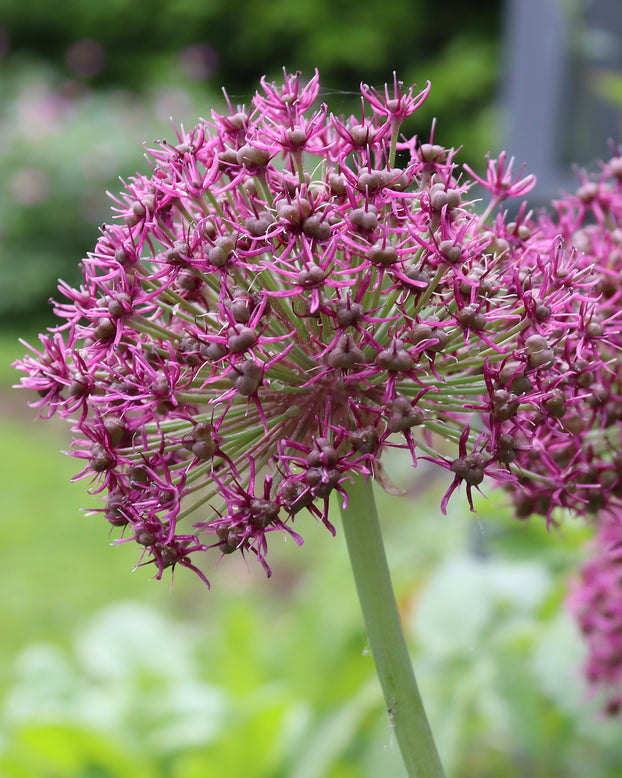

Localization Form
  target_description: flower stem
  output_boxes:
[339,474,446,778]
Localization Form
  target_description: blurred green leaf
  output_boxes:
[289,681,380,778]
[0,723,154,778]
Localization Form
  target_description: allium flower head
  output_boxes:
[15,71,622,585]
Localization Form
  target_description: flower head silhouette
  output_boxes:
[15,71,622,587]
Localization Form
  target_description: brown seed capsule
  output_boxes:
[158,545,180,568]
[419,143,446,163]
[543,391,566,418]
[90,443,114,472]
[312,469,339,498]
[220,528,243,554]
[298,264,325,286]
[103,416,127,447]
[277,198,312,225]
[230,296,253,323]
[457,305,486,331]
[430,189,449,211]
[165,241,190,266]
[387,395,424,432]
[349,427,378,454]
[245,212,274,236]
[384,168,408,190]
[409,323,434,344]
[108,293,131,318]
[68,373,89,398]
[130,465,149,485]
[350,207,378,232]
[228,327,258,353]
[302,216,331,241]
[94,317,116,340]
[491,389,519,421]
[287,127,307,147]
[498,360,532,394]
[115,247,135,265]
[525,334,548,353]
[237,143,271,168]
[496,433,519,464]
[335,300,365,328]
[451,453,485,485]
[249,498,280,529]
[357,170,384,193]
[329,174,347,196]
[533,303,551,321]
[585,321,604,338]
[439,240,462,264]
[350,124,375,146]
[528,348,555,369]
[218,148,239,169]
[326,334,365,369]
[136,529,156,546]
[177,271,202,292]
[233,360,263,396]
[201,341,227,361]
[280,480,313,514]
[375,341,413,372]
[106,496,129,527]
[209,236,235,267]
[368,241,398,266]
[192,438,217,460]
[425,329,449,353]
[403,266,431,287]
[307,438,339,468]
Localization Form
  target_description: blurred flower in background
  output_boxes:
[179,44,219,82]
[64,39,106,79]
[569,517,622,716]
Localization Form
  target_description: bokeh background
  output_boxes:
[2,1,622,776]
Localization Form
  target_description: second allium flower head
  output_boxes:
[16,71,622,584]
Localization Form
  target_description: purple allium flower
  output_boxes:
[498,157,622,525]
[14,71,622,585]
[568,517,622,716]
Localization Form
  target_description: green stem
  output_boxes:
[339,474,446,778]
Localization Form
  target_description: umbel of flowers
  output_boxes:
[15,71,622,587]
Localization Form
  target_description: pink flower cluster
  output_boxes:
[511,167,622,522]
[568,518,622,716]
[15,71,622,586]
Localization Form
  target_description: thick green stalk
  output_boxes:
[339,475,446,778]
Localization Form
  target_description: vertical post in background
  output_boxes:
[501,0,622,205]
